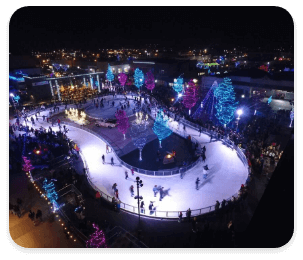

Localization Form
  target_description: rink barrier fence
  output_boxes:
[64,121,245,219]
[36,95,248,219]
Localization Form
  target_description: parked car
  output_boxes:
[95,118,117,129]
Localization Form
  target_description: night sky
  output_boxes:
[9,6,294,54]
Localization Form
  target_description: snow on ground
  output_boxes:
[10,97,248,217]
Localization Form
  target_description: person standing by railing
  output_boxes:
[178,211,183,223]
[186,208,191,222]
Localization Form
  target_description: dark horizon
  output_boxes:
[9,6,294,54]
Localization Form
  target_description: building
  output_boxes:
[201,70,294,102]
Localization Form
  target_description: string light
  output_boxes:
[86,223,107,248]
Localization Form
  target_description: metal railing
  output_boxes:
[55,94,249,219]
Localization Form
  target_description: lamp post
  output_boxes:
[134,177,143,224]
[236,109,243,132]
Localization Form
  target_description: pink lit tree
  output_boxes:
[22,156,35,182]
[115,110,130,140]
[182,79,198,115]
[145,70,155,92]
[86,223,107,248]
[118,73,128,89]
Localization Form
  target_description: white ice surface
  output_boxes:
[10,100,248,217]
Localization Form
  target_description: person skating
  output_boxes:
[199,127,202,137]
[130,185,134,197]
[111,157,114,166]
[112,183,117,192]
[201,152,206,162]
[149,201,154,215]
[195,177,200,190]
[153,185,158,197]
[159,187,164,201]
[131,168,135,175]
[125,171,128,180]
[140,201,145,213]
[101,154,105,164]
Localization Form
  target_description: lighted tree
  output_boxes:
[152,109,172,148]
[42,178,58,202]
[173,76,183,93]
[118,73,128,89]
[86,223,107,248]
[86,223,108,248]
[22,156,34,182]
[214,77,238,127]
[145,71,155,92]
[115,110,130,140]
[106,64,114,87]
[134,68,144,90]
[182,79,198,115]
[130,112,149,161]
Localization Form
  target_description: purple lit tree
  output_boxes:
[86,223,107,248]
[22,156,34,182]
[118,73,128,89]
[145,71,155,92]
[182,79,198,115]
[115,110,130,140]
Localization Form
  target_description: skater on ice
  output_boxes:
[195,177,200,190]
[203,165,209,179]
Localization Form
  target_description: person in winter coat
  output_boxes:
[140,201,145,213]
[159,187,164,201]
[112,183,117,192]
[125,171,128,180]
[130,185,134,197]
[195,177,200,190]
[111,157,114,166]
[102,154,105,164]
[153,185,158,197]
[186,208,191,222]
[178,211,183,223]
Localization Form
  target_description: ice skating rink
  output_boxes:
[10,100,248,217]
[66,123,248,217]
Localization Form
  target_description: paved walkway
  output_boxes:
[9,171,84,248]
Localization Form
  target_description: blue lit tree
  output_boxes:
[173,76,183,93]
[214,78,238,127]
[42,178,58,203]
[152,109,172,148]
[106,64,114,83]
[134,68,144,90]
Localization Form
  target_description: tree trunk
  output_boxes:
[139,149,142,161]
[159,140,162,148]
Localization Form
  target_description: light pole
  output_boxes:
[134,177,143,224]
[236,109,243,132]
